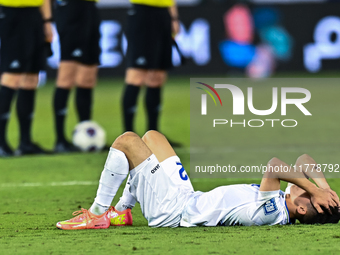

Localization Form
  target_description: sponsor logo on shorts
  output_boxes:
[72,49,83,57]
[136,57,147,66]
[151,164,160,174]
[9,60,20,69]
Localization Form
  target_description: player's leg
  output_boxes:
[75,64,98,122]
[114,129,175,211]
[127,130,192,227]
[142,6,172,133]
[74,1,100,125]
[90,131,150,214]
[122,3,154,132]
[56,132,151,229]
[144,70,181,147]
[122,69,147,132]
[0,7,30,156]
[15,73,48,155]
[115,130,189,213]
[14,7,49,156]
[142,129,176,162]
[144,71,167,131]
[53,0,89,152]
[53,61,77,151]
[53,2,75,151]
[114,174,137,212]
[142,130,192,187]
[0,74,20,156]
[115,127,170,212]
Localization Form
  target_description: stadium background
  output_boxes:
[2,0,340,254]
[43,0,340,77]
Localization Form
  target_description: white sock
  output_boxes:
[90,148,129,215]
[90,202,109,215]
[115,174,137,211]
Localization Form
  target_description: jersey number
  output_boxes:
[177,162,188,181]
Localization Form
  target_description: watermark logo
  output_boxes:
[196,82,223,115]
[197,82,312,128]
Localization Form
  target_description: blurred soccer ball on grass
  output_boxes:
[72,121,106,152]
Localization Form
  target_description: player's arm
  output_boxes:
[295,154,331,188]
[40,0,53,42]
[169,1,180,36]
[295,154,340,206]
[260,157,338,214]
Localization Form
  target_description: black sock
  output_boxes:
[16,89,36,145]
[122,84,140,131]
[145,87,161,131]
[53,87,71,143]
[76,87,92,122]
[0,85,16,146]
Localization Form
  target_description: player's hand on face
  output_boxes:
[171,19,180,37]
[324,188,340,206]
[44,22,53,43]
[311,188,338,214]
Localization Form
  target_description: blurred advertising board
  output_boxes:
[42,2,340,76]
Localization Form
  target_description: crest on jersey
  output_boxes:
[264,198,278,215]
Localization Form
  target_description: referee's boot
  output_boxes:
[0,143,14,157]
[15,142,50,156]
[54,140,80,153]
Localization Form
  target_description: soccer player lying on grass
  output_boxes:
[56,131,340,229]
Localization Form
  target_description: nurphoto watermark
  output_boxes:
[190,78,340,178]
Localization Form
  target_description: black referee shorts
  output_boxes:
[126,4,173,70]
[55,0,100,65]
[0,7,45,73]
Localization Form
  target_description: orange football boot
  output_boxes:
[109,207,133,226]
[56,208,111,230]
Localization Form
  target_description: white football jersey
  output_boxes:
[180,184,290,227]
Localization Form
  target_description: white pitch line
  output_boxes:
[0,181,97,189]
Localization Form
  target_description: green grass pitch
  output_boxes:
[1,77,340,254]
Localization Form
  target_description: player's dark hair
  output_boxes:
[299,205,340,225]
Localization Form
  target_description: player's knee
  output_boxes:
[1,73,22,89]
[146,83,163,88]
[76,72,97,88]
[268,157,282,167]
[125,69,147,86]
[21,74,39,89]
[76,78,97,88]
[57,75,75,89]
[57,69,77,88]
[298,154,311,160]
[112,132,140,151]
[145,72,166,87]
[142,130,163,146]
[21,84,37,90]
[1,81,20,89]
[296,154,312,164]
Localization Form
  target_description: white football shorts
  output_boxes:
[129,154,194,227]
